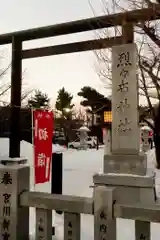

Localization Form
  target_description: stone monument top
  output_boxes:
[104,43,147,175]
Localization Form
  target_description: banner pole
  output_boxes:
[31,107,36,191]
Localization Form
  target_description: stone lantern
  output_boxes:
[78,125,90,149]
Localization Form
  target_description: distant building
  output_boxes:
[92,104,112,128]
[88,104,111,144]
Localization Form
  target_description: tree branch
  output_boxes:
[139,23,160,48]
[139,61,155,118]
[140,61,160,100]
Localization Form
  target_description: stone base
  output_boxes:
[104,153,147,176]
[0,162,30,239]
[0,157,27,165]
[93,173,156,204]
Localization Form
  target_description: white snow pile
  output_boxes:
[52,144,67,153]
[0,138,159,239]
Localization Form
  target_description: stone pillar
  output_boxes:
[36,208,52,240]
[112,43,139,154]
[99,43,156,240]
[0,158,29,240]
[64,212,80,240]
[135,178,155,240]
[94,185,116,240]
[104,43,146,175]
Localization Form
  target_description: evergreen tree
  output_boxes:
[78,86,111,124]
[56,87,74,118]
[78,86,111,112]
[27,90,50,109]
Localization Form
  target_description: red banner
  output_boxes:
[33,110,53,184]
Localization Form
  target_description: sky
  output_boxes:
[0,0,111,108]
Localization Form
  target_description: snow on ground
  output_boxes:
[0,138,159,239]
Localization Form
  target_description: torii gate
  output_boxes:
[0,5,159,157]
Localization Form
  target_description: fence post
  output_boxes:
[51,152,63,235]
[94,185,116,240]
[0,159,29,240]
[135,178,156,240]
[64,212,80,240]
[51,152,63,195]
[36,208,52,240]
[135,221,150,240]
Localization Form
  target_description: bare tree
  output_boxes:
[0,55,33,128]
[90,0,160,167]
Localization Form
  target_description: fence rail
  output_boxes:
[114,203,160,223]
[20,191,93,214]
[20,190,160,223]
